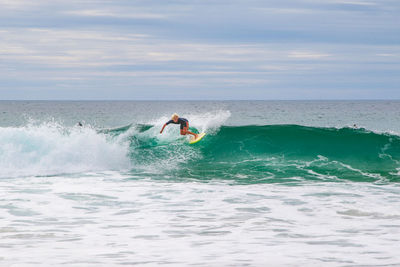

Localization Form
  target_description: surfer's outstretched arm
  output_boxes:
[160,123,167,134]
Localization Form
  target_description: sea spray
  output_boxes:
[0,122,130,178]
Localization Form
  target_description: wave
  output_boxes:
[1,118,400,183]
[121,124,400,183]
[188,125,400,183]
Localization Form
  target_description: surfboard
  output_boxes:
[189,132,206,144]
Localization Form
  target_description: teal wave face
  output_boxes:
[124,125,400,183]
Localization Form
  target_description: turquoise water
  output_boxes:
[1,101,400,266]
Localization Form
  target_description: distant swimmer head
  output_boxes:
[171,113,179,122]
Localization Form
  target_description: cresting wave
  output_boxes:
[1,118,400,183]
[126,124,400,183]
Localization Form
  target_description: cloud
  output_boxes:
[254,7,315,14]
[288,51,331,59]
[323,0,378,6]
[0,0,38,9]
[65,9,168,19]
[0,0,399,99]
[376,53,400,58]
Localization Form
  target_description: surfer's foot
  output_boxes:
[194,134,198,139]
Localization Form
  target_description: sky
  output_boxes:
[0,0,399,100]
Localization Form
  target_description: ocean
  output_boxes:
[0,100,399,266]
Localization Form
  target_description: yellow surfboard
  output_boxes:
[189,132,206,144]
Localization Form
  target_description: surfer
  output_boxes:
[160,113,198,139]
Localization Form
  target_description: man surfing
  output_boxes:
[160,113,198,139]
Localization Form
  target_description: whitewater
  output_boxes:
[1,100,400,266]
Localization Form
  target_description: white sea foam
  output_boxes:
[0,122,130,178]
[186,110,231,133]
[1,176,399,266]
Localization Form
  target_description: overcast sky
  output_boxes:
[0,0,399,100]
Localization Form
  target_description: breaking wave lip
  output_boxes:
[0,122,131,178]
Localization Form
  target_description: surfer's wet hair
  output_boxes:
[171,113,179,119]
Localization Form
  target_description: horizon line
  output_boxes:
[0,99,399,102]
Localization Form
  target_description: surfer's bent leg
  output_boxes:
[180,123,197,138]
